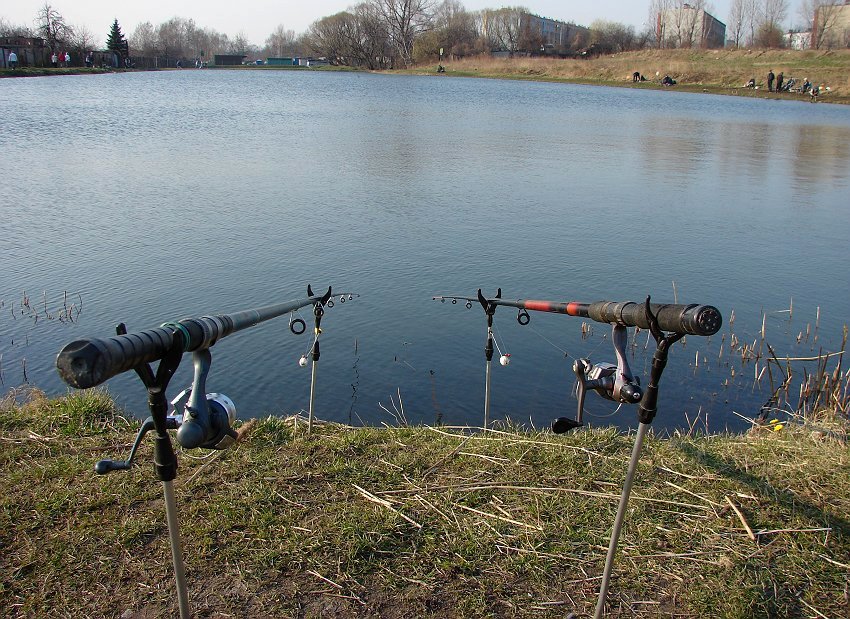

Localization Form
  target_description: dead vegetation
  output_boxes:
[404,49,850,103]
[1,387,848,617]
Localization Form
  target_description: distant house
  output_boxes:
[656,4,726,49]
[266,57,297,66]
[214,54,247,66]
[1,36,48,68]
[297,57,329,67]
[480,10,590,55]
[522,14,590,51]
[785,31,812,50]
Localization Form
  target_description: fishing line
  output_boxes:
[300,331,320,366]
[348,338,359,425]
[585,401,625,419]
[525,321,575,361]
[492,323,509,356]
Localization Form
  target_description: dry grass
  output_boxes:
[1,388,848,617]
[402,49,850,103]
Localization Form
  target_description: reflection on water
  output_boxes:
[643,114,850,194]
[1,72,849,432]
[792,125,850,188]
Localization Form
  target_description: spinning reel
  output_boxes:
[94,326,240,476]
[552,323,642,433]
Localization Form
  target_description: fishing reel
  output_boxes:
[94,347,238,475]
[552,323,642,433]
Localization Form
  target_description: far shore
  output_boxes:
[5,49,849,105]
[395,48,850,106]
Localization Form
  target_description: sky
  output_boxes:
[4,1,807,47]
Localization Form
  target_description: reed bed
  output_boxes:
[0,291,84,386]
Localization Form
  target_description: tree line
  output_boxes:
[3,0,846,70]
[1,4,99,58]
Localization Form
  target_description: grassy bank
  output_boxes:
[0,66,120,78]
[1,387,848,617]
[401,49,850,105]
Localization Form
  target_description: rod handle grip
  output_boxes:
[587,302,721,336]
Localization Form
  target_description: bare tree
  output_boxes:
[350,2,393,68]
[431,0,477,57]
[664,0,707,48]
[128,18,233,59]
[474,9,500,50]
[265,24,297,57]
[70,24,99,54]
[129,21,157,56]
[648,0,672,48]
[591,20,638,52]
[308,12,357,65]
[762,0,789,30]
[375,0,434,66]
[802,0,844,48]
[0,18,34,37]
[744,0,760,45]
[36,4,73,51]
[229,31,250,54]
[490,7,524,56]
[157,18,188,59]
[753,0,789,46]
[728,0,747,47]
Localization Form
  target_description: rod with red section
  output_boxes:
[486,297,721,336]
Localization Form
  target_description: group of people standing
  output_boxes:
[51,51,72,68]
[767,70,785,92]
[50,52,71,67]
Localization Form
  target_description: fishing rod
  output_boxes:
[55,285,356,619]
[434,289,721,618]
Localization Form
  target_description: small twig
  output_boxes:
[422,434,473,479]
[664,480,724,507]
[455,503,542,530]
[817,553,850,570]
[756,527,831,536]
[726,496,756,541]
[353,484,422,529]
[307,570,343,589]
[797,595,830,619]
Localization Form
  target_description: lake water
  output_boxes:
[2,69,849,432]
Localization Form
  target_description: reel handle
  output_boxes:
[93,417,158,474]
[94,459,132,474]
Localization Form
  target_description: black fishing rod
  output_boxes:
[434,289,721,618]
[55,285,356,619]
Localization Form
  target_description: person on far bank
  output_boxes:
[767,70,775,92]
[776,72,784,92]
[64,52,71,67]
[51,52,58,67]
[7,51,17,69]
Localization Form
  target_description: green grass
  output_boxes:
[0,67,115,78]
[1,388,848,617]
